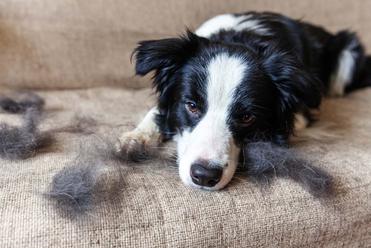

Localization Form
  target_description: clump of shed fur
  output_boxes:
[46,137,178,219]
[243,142,334,197]
[0,93,102,160]
[46,139,126,219]
[0,107,53,159]
[47,162,124,219]
[0,92,45,114]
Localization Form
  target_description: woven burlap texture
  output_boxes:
[0,87,370,247]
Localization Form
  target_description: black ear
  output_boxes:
[133,31,207,94]
[262,48,323,144]
[133,31,207,140]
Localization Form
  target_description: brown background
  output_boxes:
[0,0,371,89]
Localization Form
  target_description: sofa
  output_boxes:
[0,1,370,247]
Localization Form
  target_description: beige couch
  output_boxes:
[1,1,371,247]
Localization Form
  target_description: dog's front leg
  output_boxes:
[116,107,161,160]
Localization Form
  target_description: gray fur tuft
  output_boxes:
[243,142,334,197]
[47,165,98,216]
[46,139,125,219]
[0,92,45,114]
[0,107,53,160]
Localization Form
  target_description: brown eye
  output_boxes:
[185,101,199,114]
[240,114,255,126]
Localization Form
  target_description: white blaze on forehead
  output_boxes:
[195,14,269,38]
[207,53,247,113]
[177,53,247,190]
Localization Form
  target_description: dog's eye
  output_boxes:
[239,114,256,126]
[185,101,199,114]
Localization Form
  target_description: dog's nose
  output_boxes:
[190,163,223,187]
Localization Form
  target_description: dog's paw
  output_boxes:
[115,130,159,163]
[294,113,309,131]
[328,81,345,97]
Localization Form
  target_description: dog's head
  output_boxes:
[134,31,321,190]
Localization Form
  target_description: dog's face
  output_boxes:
[134,31,321,190]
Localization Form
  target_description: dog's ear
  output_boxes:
[133,30,207,94]
[262,48,323,144]
[133,31,207,140]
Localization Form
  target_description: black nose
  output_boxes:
[190,163,223,187]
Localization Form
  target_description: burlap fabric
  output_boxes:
[0,0,371,89]
[1,0,371,247]
[0,87,370,247]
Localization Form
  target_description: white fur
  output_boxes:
[116,107,160,151]
[176,53,247,190]
[294,113,309,131]
[329,41,358,97]
[195,14,269,38]
[135,107,159,133]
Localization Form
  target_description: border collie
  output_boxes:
[117,12,371,190]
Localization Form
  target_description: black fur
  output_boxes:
[134,31,210,140]
[131,11,370,191]
[242,142,333,197]
[133,12,368,146]
[350,56,371,91]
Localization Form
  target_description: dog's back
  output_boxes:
[196,12,369,97]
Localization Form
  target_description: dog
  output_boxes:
[116,11,371,190]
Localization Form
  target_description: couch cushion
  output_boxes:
[0,87,370,247]
[1,0,371,89]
